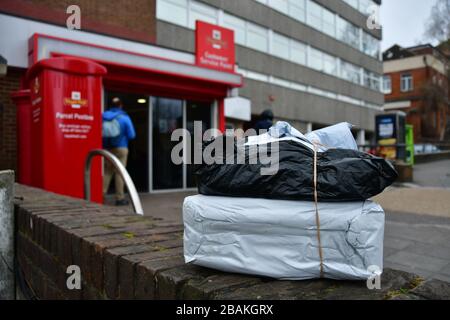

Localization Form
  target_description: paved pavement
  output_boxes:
[413,159,450,189]
[373,187,450,218]
[383,210,450,282]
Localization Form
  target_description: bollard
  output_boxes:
[0,170,15,300]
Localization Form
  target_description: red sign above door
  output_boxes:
[195,21,235,73]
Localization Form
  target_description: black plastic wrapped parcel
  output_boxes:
[195,136,398,202]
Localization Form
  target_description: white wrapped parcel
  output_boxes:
[183,195,384,280]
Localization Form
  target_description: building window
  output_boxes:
[307,0,323,31]
[288,0,306,23]
[401,74,413,92]
[340,61,361,85]
[307,0,336,38]
[362,32,380,59]
[363,70,380,91]
[290,40,307,65]
[253,0,380,59]
[337,16,360,50]
[223,13,246,45]
[370,74,380,91]
[157,0,188,27]
[237,67,383,109]
[246,22,269,52]
[272,33,290,60]
[323,52,337,76]
[382,75,392,94]
[262,0,306,22]
[189,1,218,28]
[269,0,289,14]
[309,48,323,72]
[308,47,338,75]
[322,7,336,37]
[358,0,372,15]
[342,0,378,16]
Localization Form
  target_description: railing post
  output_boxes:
[84,149,144,215]
[0,170,15,300]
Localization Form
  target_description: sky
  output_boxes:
[380,0,438,51]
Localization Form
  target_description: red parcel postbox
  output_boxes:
[26,57,106,203]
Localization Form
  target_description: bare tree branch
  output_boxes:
[424,0,450,44]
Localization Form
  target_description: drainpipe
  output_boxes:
[0,170,15,299]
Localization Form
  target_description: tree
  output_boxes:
[420,80,448,140]
[424,0,450,47]
[422,0,450,141]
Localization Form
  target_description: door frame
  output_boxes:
[148,97,216,194]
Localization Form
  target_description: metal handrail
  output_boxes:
[84,149,144,215]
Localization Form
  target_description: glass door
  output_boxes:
[104,91,149,192]
[150,97,213,191]
[186,101,212,188]
[151,97,183,190]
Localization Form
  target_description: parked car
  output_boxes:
[414,144,441,155]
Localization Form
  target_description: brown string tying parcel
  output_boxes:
[312,141,324,278]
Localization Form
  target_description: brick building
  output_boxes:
[1,0,384,193]
[382,44,450,142]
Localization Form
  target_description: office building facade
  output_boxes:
[156,0,384,139]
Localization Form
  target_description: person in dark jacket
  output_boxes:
[103,97,136,206]
[254,109,274,132]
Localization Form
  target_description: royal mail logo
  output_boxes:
[212,30,222,49]
[213,29,221,40]
[64,91,87,109]
[207,29,228,50]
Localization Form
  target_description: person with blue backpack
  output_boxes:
[102,97,136,206]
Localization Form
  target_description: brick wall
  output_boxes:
[0,68,25,173]
[386,68,424,102]
[385,67,449,141]
[0,0,156,44]
[13,184,450,300]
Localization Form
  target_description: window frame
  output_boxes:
[400,73,413,92]
[382,75,392,94]
[246,22,269,52]
[188,1,218,29]
[157,0,189,27]
[272,32,290,60]
[288,0,306,23]
[309,47,324,72]
[222,13,247,45]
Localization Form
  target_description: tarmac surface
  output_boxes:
[106,159,450,282]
